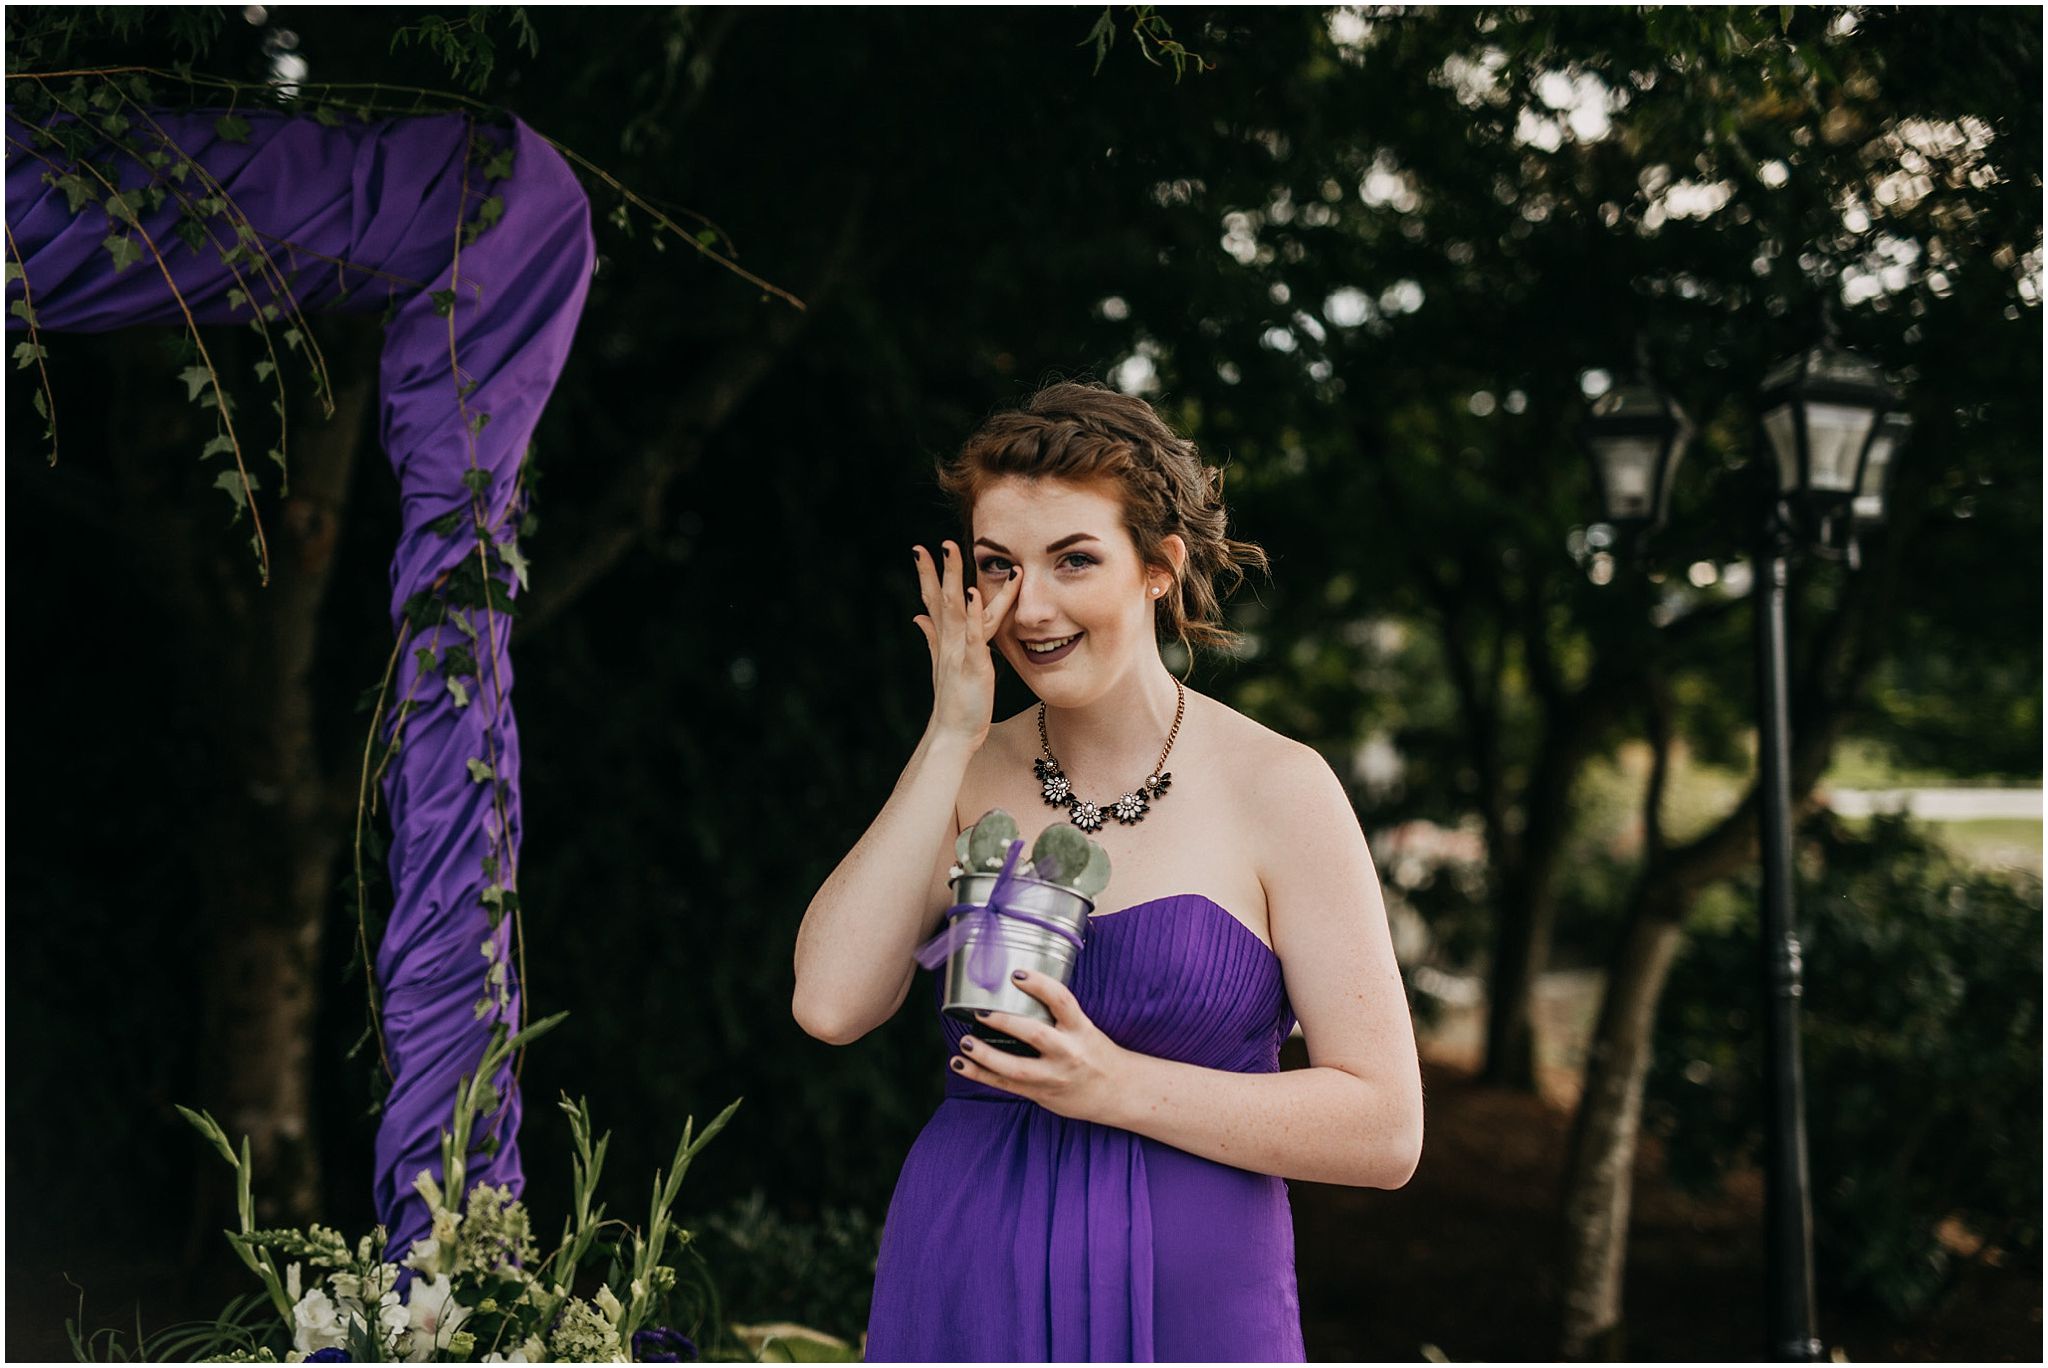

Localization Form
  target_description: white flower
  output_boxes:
[400,1273,472,1361]
[593,1282,623,1325]
[291,1288,347,1355]
[287,1261,303,1303]
[402,1234,444,1278]
[432,1204,464,1247]
[483,1332,546,1362]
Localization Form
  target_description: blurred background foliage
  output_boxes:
[5,2,2039,1353]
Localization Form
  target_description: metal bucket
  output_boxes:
[940,872,1093,1056]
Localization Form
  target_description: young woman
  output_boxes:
[792,381,1423,1362]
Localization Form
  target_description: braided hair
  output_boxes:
[935,379,1271,677]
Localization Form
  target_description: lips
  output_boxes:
[1019,632,1083,665]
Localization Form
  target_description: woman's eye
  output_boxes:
[977,554,1094,576]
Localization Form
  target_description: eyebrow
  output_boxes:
[973,533,1102,555]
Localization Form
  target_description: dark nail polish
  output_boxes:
[974,1009,991,1019]
[1012,969,1027,982]
[960,1037,975,1051]
[950,1057,965,1071]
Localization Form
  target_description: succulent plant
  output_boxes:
[1028,823,1090,888]
[965,809,1021,873]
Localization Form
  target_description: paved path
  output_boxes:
[1821,787,2042,819]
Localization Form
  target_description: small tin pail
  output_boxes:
[941,872,1093,1056]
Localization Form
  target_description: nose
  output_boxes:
[1009,567,1059,632]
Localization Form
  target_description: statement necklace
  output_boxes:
[1032,680,1185,832]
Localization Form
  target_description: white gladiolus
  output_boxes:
[594,1282,624,1324]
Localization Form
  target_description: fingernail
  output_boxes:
[950,1057,965,1071]
[974,1009,990,1019]
[1012,969,1027,982]
[960,1037,976,1052]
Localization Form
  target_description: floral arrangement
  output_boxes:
[68,1010,852,1363]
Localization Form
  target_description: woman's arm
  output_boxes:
[954,741,1424,1188]
[792,721,970,1044]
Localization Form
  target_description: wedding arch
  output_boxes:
[6,96,592,1269]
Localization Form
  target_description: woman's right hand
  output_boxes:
[913,539,1023,753]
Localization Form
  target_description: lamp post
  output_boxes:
[1577,331,1909,1363]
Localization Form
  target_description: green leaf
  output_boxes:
[481,148,515,180]
[178,364,212,401]
[10,298,34,327]
[226,287,248,312]
[282,328,302,352]
[254,358,276,382]
[429,510,470,537]
[32,387,48,419]
[175,217,208,252]
[467,757,495,784]
[461,468,492,495]
[3,261,20,284]
[312,104,343,127]
[468,410,491,435]
[430,289,457,317]
[13,340,47,370]
[497,538,530,591]
[103,189,141,226]
[201,434,235,461]
[50,172,99,214]
[103,232,145,273]
[214,113,251,144]
[214,468,258,519]
[416,646,440,674]
[447,675,470,709]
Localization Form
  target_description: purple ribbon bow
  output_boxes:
[913,837,1085,990]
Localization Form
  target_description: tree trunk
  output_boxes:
[1556,891,1690,1359]
[145,320,379,1250]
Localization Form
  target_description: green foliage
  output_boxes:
[387,7,542,95]
[1645,810,2043,1321]
[694,1192,881,1346]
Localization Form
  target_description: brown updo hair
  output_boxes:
[934,379,1271,677]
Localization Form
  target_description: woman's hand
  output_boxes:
[950,969,1130,1125]
[913,539,1022,754]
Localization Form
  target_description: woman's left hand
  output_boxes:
[952,969,1130,1125]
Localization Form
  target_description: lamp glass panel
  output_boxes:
[1762,402,1801,493]
[1593,435,1659,518]
[1804,400,1875,492]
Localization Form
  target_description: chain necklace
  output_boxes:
[1032,679,1185,832]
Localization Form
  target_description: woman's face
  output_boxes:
[970,475,1174,693]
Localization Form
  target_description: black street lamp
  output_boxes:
[1576,372,1696,538]
[1577,327,1909,1363]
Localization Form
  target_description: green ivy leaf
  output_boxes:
[10,298,34,327]
[254,359,276,382]
[497,538,530,591]
[461,468,492,495]
[178,364,212,401]
[201,434,235,461]
[4,261,21,284]
[103,233,145,273]
[103,189,141,226]
[416,646,439,674]
[468,410,491,435]
[312,104,343,127]
[282,328,303,352]
[226,287,248,312]
[51,173,100,213]
[447,675,470,709]
[481,148,515,181]
[175,217,209,253]
[430,289,457,317]
[214,113,252,144]
[429,510,469,537]
[13,340,47,370]
[213,467,258,519]
[466,757,495,784]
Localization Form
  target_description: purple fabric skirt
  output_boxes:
[865,895,1305,1362]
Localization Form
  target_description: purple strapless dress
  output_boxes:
[864,894,1305,1362]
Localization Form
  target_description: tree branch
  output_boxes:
[517,177,875,638]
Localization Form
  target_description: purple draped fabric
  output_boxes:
[5,104,594,1269]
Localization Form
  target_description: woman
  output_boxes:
[791,381,1423,1362]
